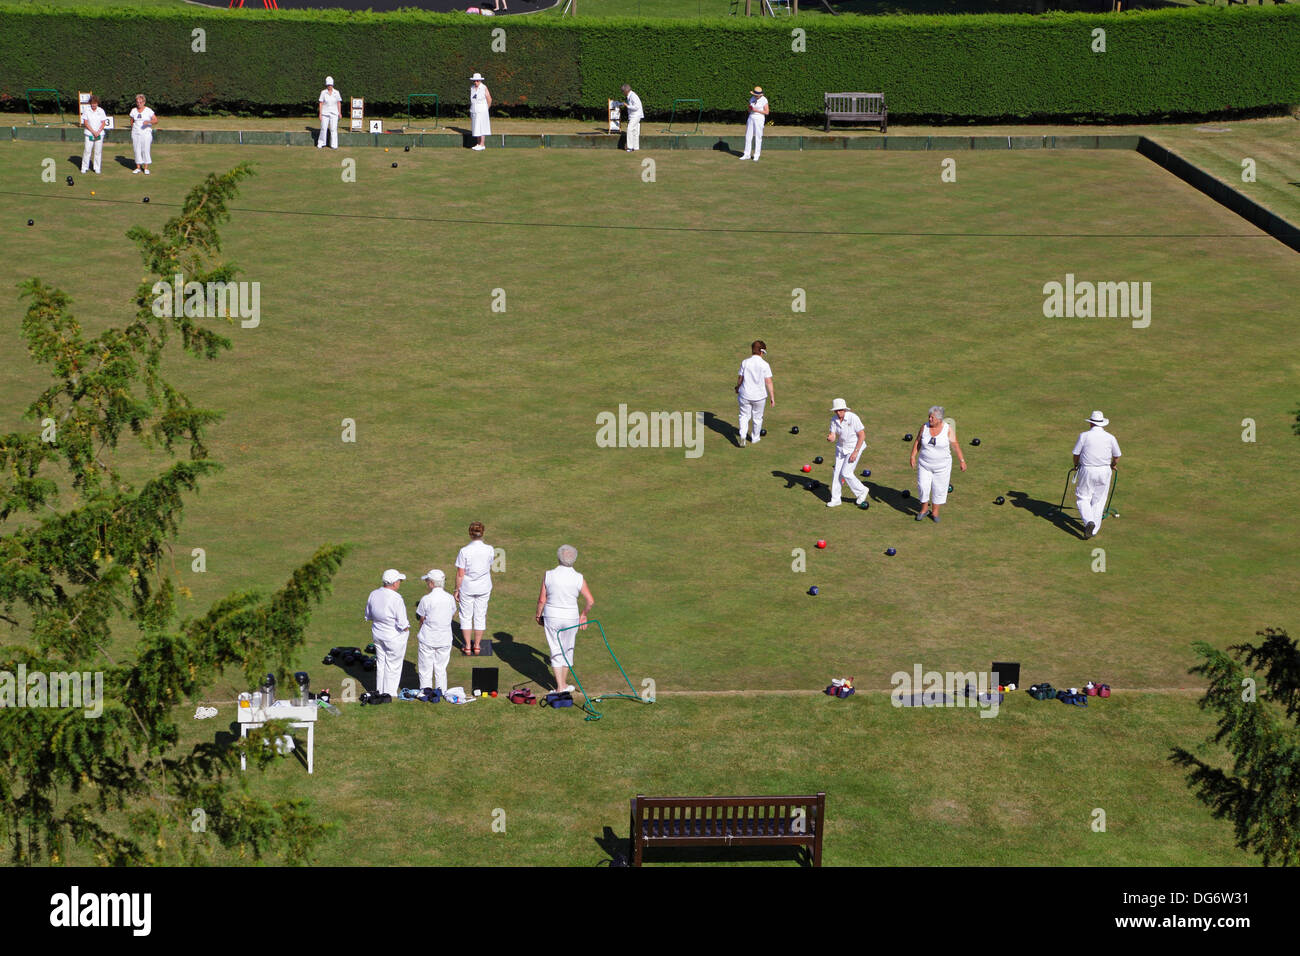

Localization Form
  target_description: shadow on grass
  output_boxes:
[492,629,554,690]
[595,825,814,867]
[772,469,829,503]
[866,481,919,517]
[702,410,739,446]
[1007,489,1084,539]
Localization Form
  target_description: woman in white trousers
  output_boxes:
[909,405,966,522]
[129,94,158,175]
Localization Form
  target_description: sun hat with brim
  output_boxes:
[830,398,849,412]
[752,86,764,95]
[1087,411,1109,426]
[382,569,406,585]
[470,73,485,82]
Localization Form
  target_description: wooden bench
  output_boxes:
[629,792,825,866]
[824,92,887,134]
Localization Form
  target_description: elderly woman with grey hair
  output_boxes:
[908,405,967,522]
[535,545,595,693]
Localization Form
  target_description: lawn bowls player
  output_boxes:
[416,570,458,694]
[739,85,769,162]
[317,76,342,150]
[535,545,595,694]
[364,569,410,696]
[735,339,775,447]
[1072,410,1121,539]
[128,94,158,175]
[620,84,644,152]
[909,406,966,522]
[80,95,107,175]
[454,521,494,654]
[825,399,870,509]
[469,73,492,151]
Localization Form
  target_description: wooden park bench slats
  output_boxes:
[630,793,825,866]
[824,92,887,134]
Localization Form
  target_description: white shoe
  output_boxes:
[750,437,760,445]
[826,500,842,508]
[739,155,750,161]
[317,144,324,149]
[738,439,745,447]
[472,144,485,151]
[132,168,141,174]
[855,493,868,506]
[752,158,760,162]
[143,169,150,175]
[562,684,575,693]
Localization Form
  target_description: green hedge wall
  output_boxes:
[0,6,1296,122]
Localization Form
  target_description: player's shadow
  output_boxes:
[702,411,740,446]
[1006,489,1084,539]
[445,126,477,148]
[492,629,554,689]
[112,155,135,171]
[865,483,920,517]
[713,139,742,156]
[771,470,829,503]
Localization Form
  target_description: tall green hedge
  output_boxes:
[0,6,1296,122]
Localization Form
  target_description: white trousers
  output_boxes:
[830,449,868,504]
[373,631,408,696]
[458,592,490,631]
[318,114,338,148]
[917,459,952,504]
[1076,466,1113,533]
[742,114,764,159]
[543,613,579,668]
[81,135,103,173]
[738,395,765,442]
[627,115,641,150]
[132,129,153,166]
[417,632,452,692]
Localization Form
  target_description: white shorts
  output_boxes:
[458,591,490,630]
[543,614,579,668]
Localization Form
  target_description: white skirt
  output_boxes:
[471,108,491,137]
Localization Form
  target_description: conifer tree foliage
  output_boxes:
[1171,628,1300,867]
[0,165,346,864]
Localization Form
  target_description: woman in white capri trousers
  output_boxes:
[826,398,870,509]
[416,569,457,692]
[735,339,774,447]
[535,545,595,694]
[129,94,158,174]
[454,521,494,655]
[909,406,967,523]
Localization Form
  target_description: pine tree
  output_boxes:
[0,165,347,865]
[1171,628,1300,867]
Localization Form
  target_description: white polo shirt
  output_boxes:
[828,411,865,455]
[543,565,585,615]
[1072,427,1121,468]
[455,540,494,596]
[82,106,107,137]
[625,91,644,121]
[319,88,342,118]
[738,355,772,402]
[416,588,457,641]
[365,586,409,640]
[130,106,156,133]
[749,94,768,116]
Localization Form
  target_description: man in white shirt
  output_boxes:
[364,569,410,696]
[129,94,158,175]
[1071,411,1121,539]
[80,95,107,175]
[735,339,774,447]
[415,570,458,694]
[317,76,342,150]
[825,398,870,509]
[740,85,769,162]
[620,85,644,152]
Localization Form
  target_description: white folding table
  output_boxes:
[237,702,319,774]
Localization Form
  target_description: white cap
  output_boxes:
[325,76,334,86]
[382,569,406,585]
[1087,410,1109,426]
[421,569,446,586]
[830,398,849,412]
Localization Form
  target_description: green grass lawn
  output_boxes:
[1,139,1295,865]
